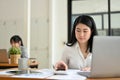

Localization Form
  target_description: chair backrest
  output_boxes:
[0,49,9,63]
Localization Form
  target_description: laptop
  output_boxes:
[78,36,120,78]
[0,49,9,63]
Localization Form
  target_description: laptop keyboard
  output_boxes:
[77,71,90,77]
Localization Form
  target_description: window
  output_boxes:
[68,0,120,42]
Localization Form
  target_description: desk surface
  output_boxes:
[0,63,18,67]
[0,68,120,80]
[0,76,120,80]
[0,63,18,69]
[0,63,38,69]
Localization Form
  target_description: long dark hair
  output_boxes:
[67,15,98,53]
[10,35,24,46]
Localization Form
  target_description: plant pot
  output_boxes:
[10,54,21,64]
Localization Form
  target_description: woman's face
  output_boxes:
[11,41,21,47]
[75,23,92,44]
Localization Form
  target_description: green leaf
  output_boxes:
[9,47,21,55]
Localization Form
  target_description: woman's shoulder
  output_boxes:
[62,44,77,57]
[63,44,76,51]
[20,46,27,50]
[65,42,77,48]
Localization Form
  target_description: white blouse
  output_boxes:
[61,42,92,70]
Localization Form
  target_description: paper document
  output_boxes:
[48,69,86,80]
[0,69,86,79]
[11,69,54,78]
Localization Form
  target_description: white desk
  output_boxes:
[0,63,38,69]
[0,68,120,80]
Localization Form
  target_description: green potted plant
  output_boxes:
[9,47,21,64]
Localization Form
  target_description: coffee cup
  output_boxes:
[18,58,29,70]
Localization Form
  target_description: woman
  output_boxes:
[55,15,98,71]
[10,35,29,58]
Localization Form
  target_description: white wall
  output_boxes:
[49,0,67,68]
[0,0,50,69]
[0,0,67,69]
[30,0,68,69]
[30,0,49,69]
[0,0,27,50]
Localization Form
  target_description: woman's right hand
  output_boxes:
[54,61,68,71]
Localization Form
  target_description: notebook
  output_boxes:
[0,49,9,63]
[78,36,120,78]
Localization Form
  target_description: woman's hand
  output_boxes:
[54,61,68,71]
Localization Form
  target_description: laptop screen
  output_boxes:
[91,36,120,77]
